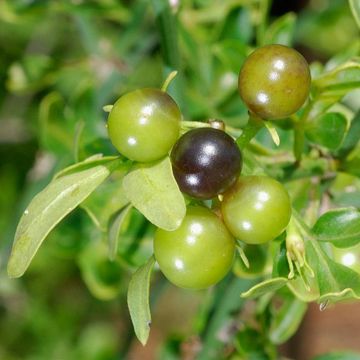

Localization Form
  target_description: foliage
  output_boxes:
[1,0,360,359]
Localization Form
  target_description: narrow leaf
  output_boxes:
[127,256,156,345]
[349,0,360,29]
[241,277,288,299]
[312,208,360,248]
[337,109,360,158]
[313,58,360,95]
[305,112,347,150]
[7,158,121,278]
[122,157,186,231]
[78,241,123,301]
[54,155,121,179]
[306,240,360,303]
[269,297,307,345]
[264,12,296,46]
[264,121,280,146]
[108,204,133,260]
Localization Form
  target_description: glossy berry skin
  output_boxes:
[238,44,311,120]
[221,176,291,244]
[107,88,181,162]
[154,206,235,289]
[171,128,242,199]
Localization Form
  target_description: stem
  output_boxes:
[293,101,313,163]
[181,121,242,138]
[236,113,264,150]
[161,70,178,92]
[294,121,305,164]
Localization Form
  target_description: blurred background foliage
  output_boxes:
[0,0,359,359]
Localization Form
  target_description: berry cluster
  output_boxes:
[107,45,310,289]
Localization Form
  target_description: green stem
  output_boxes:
[161,70,178,92]
[294,121,305,163]
[181,121,242,138]
[293,101,313,163]
[236,114,264,150]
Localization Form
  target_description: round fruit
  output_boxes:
[238,44,311,120]
[221,176,291,244]
[154,206,235,289]
[107,88,181,162]
[170,128,242,199]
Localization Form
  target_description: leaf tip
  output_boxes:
[7,261,24,279]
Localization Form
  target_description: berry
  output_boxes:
[238,44,311,120]
[107,88,181,162]
[171,127,242,199]
[154,206,235,289]
[221,176,292,244]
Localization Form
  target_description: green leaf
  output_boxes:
[78,240,124,301]
[337,110,360,158]
[53,155,121,179]
[349,0,360,29]
[287,276,319,302]
[127,256,156,346]
[108,204,133,261]
[313,58,360,96]
[305,112,347,150]
[196,277,257,360]
[306,240,360,304]
[122,157,186,231]
[264,12,296,46]
[241,278,288,299]
[269,297,307,345]
[313,208,360,248]
[313,352,360,360]
[7,158,122,278]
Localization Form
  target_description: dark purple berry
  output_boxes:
[170,127,242,199]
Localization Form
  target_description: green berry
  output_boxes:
[238,44,311,120]
[107,88,181,162]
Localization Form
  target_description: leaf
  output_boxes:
[313,58,360,96]
[127,256,156,346]
[53,155,121,179]
[108,204,133,261]
[7,158,122,278]
[122,157,186,231]
[337,110,360,158]
[241,278,288,299]
[196,277,257,360]
[312,208,360,248]
[349,0,360,29]
[269,297,307,345]
[306,240,360,304]
[287,276,319,302]
[264,12,296,46]
[264,121,280,146]
[305,112,347,150]
[78,240,123,301]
